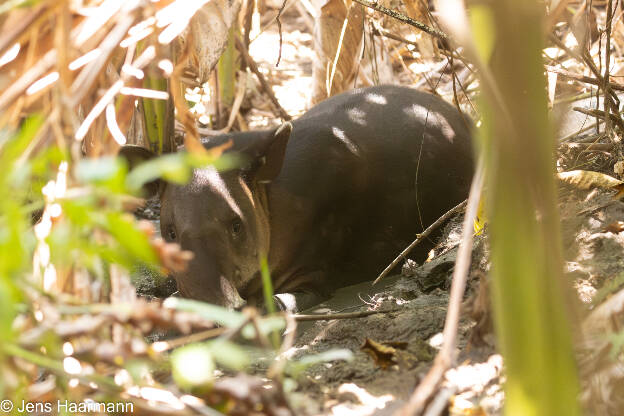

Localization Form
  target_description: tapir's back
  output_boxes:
[266,85,474,292]
[281,85,472,191]
[274,85,473,222]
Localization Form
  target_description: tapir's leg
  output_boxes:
[273,291,325,313]
[272,271,332,312]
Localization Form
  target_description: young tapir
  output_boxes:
[121,85,474,311]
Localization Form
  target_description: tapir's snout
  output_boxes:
[175,252,246,309]
[176,273,246,309]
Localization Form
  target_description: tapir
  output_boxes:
[122,85,474,311]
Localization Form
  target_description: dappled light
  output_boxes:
[330,383,394,415]
[331,126,361,156]
[364,92,388,105]
[1,0,624,415]
[403,104,456,142]
[346,107,367,126]
[191,167,243,217]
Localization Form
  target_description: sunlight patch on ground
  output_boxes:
[445,354,503,392]
[250,31,314,66]
[575,279,597,304]
[247,113,273,129]
[274,76,313,116]
[249,28,314,117]
[282,345,310,360]
[567,261,596,304]
[329,383,394,416]
[428,332,444,349]
[408,61,439,74]
[445,354,504,415]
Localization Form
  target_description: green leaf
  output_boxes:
[0,0,42,15]
[59,199,94,227]
[163,298,246,328]
[241,315,285,339]
[260,256,276,314]
[171,343,215,389]
[124,151,242,194]
[125,152,190,191]
[469,5,496,62]
[205,339,250,370]
[104,212,157,265]
[0,114,44,179]
[75,157,125,184]
[125,359,153,384]
[74,157,128,195]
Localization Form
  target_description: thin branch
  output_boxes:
[352,0,448,41]
[267,312,297,379]
[0,1,51,58]
[603,0,615,134]
[546,65,624,92]
[397,158,484,416]
[235,36,291,121]
[275,0,287,67]
[573,105,624,124]
[293,308,401,321]
[561,142,614,151]
[69,13,138,107]
[373,199,467,285]
[150,328,226,352]
[550,35,624,132]
[371,23,470,69]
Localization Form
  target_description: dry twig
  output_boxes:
[398,159,484,416]
[374,199,467,285]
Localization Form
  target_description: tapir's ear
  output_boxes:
[253,122,292,182]
[118,145,162,198]
[118,145,155,167]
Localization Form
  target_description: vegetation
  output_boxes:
[0,0,623,415]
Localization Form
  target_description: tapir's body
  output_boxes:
[125,85,474,311]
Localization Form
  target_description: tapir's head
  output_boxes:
[120,123,292,308]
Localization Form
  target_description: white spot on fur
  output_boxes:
[220,275,245,308]
[404,104,455,142]
[347,107,367,126]
[365,93,388,105]
[332,127,360,156]
[193,167,242,217]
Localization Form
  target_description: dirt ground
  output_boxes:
[136,182,624,415]
[282,221,497,416]
[279,180,624,415]
[136,5,624,415]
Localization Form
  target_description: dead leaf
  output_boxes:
[311,0,363,104]
[152,237,194,274]
[449,394,488,416]
[361,338,399,369]
[210,373,294,416]
[579,287,624,412]
[557,170,623,190]
[614,184,624,199]
[604,221,624,234]
[136,220,194,273]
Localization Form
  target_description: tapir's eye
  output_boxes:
[231,218,242,236]
[166,226,177,241]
